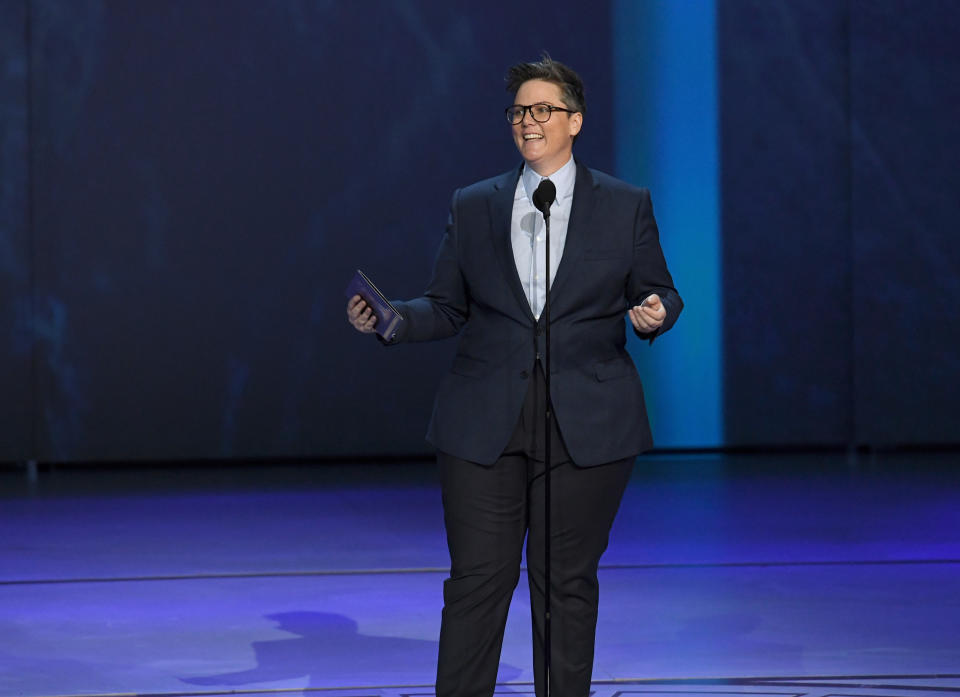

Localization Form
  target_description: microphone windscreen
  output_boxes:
[532,179,557,215]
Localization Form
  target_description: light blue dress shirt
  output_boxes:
[510,156,577,319]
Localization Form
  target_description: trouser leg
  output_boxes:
[526,456,635,697]
[435,362,634,697]
[435,449,528,697]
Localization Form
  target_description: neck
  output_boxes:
[526,154,573,178]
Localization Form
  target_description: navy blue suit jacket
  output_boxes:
[390,161,682,466]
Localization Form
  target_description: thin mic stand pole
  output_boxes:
[542,204,552,697]
[532,177,556,697]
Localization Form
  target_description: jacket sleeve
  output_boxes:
[626,188,683,343]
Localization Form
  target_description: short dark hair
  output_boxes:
[505,53,586,115]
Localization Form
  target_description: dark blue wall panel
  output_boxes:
[719,1,853,446]
[0,0,32,461]
[850,1,960,444]
[720,0,960,448]
[26,0,613,461]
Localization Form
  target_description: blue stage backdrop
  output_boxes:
[0,0,32,462]
[719,1,854,446]
[1,0,958,463]
[614,0,721,449]
[719,0,960,447]
[848,0,960,445]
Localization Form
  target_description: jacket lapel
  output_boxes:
[488,166,536,321]
[548,161,595,305]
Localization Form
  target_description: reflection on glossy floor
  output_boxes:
[2,451,959,697]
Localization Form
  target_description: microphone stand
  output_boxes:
[532,179,556,697]
[543,202,553,697]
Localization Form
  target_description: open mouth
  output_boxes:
[523,133,544,140]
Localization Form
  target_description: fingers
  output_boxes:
[347,295,364,312]
[346,294,377,333]
[629,301,666,332]
[629,306,650,331]
[640,293,662,311]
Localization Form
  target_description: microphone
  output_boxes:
[532,179,556,218]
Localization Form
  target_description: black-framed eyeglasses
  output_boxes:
[505,103,577,125]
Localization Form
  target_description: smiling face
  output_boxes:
[511,79,582,177]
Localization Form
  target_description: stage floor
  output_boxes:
[2,451,959,697]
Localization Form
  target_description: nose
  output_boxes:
[521,107,537,126]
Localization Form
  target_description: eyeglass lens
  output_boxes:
[507,105,554,124]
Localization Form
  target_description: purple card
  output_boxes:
[345,269,404,339]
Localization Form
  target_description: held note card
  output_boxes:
[345,269,404,340]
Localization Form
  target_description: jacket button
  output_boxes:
[520,370,529,379]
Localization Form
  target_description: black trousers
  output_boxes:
[435,364,634,697]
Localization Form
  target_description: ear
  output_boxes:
[568,112,583,137]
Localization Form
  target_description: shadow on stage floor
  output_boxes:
[1,450,958,696]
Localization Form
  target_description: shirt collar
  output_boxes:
[521,156,576,211]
